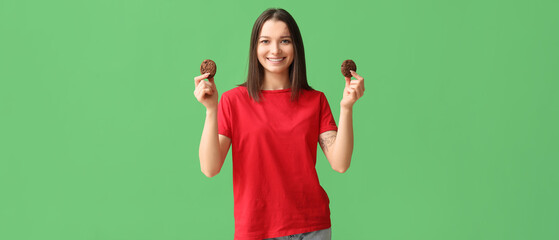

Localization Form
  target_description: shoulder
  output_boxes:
[221,86,248,99]
[222,86,246,96]
[301,88,328,101]
[299,88,322,96]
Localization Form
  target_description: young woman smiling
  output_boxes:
[193,8,365,240]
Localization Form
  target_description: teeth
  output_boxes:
[268,58,284,62]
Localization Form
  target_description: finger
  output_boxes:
[350,70,364,81]
[351,84,364,95]
[208,76,215,84]
[197,86,210,100]
[349,79,364,91]
[195,87,205,100]
[204,84,212,92]
[345,77,351,88]
[361,79,365,92]
[350,78,364,84]
[206,82,217,94]
[194,84,203,98]
[356,88,364,99]
[350,88,358,99]
[202,82,212,91]
[199,80,209,89]
[194,73,211,86]
[195,82,202,93]
[209,81,217,92]
[196,81,208,96]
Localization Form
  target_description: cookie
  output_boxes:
[341,59,356,78]
[200,59,217,78]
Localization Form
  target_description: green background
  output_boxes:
[1,0,558,239]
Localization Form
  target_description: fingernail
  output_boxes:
[350,70,355,73]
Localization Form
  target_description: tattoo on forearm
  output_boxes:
[319,132,337,153]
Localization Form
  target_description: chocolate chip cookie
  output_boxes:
[341,59,356,78]
[200,59,217,78]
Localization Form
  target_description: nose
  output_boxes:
[270,42,281,55]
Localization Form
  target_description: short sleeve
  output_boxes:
[319,92,338,134]
[217,93,232,138]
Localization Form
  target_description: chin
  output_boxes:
[264,67,289,74]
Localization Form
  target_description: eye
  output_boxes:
[281,39,291,44]
[260,40,269,44]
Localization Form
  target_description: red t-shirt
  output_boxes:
[217,86,338,240]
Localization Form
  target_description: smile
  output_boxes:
[267,57,285,64]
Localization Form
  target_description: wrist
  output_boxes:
[206,107,217,116]
[340,104,353,112]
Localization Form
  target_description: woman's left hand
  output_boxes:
[340,70,365,109]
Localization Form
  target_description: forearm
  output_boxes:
[199,108,222,177]
[332,106,354,173]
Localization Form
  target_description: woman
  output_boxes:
[193,8,365,240]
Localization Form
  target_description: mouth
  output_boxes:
[267,57,285,64]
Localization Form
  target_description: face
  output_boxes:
[257,20,294,75]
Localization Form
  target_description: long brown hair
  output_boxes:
[239,8,313,102]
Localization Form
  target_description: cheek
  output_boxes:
[258,44,270,53]
[256,47,266,65]
[286,46,294,58]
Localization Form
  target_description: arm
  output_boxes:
[199,109,231,178]
[319,107,353,173]
[319,70,364,173]
[194,73,231,178]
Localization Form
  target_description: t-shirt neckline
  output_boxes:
[261,88,291,93]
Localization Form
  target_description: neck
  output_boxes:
[261,71,290,90]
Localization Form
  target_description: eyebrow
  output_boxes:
[259,36,292,39]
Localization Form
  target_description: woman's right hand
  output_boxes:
[194,73,218,110]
